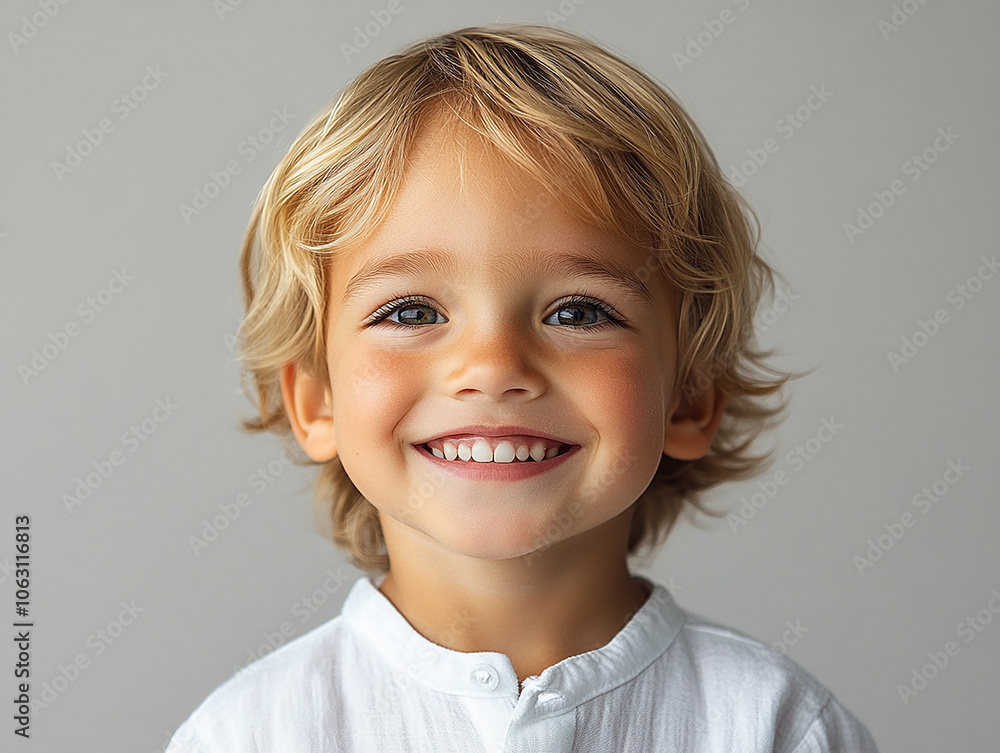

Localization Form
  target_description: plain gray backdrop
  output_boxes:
[2,1,998,751]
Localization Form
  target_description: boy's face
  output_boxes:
[284,114,723,563]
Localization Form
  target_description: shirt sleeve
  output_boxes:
[789,694,880,753]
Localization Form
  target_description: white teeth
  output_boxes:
[435,438,563,463]
[471,439,493,462]
[529,441,547,462]
[491,441,516,463]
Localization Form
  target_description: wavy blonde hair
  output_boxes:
[237,23,805,573]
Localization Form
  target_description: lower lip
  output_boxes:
[413,443,581,481]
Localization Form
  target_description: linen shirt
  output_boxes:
[165,574,880,752]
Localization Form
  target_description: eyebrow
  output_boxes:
[341,246,655,307]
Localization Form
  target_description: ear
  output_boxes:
[280,361,337,462]
[662,378,727,461]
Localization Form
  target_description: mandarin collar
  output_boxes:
[341,573,686,711]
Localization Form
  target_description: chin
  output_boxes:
[433,522,560,562]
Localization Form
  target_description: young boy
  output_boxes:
[167,24,880,752]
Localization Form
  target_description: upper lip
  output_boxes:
[414,425,577,445]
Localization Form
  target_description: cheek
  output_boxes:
[580,349,664,443]
[572,349,666,511]
[332,347,424,448]
[329,347,425,509]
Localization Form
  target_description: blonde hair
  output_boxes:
[237,23,804,573]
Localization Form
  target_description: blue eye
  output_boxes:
[549,295,625,329]
[368,296,443,328]
[365,294,626,331]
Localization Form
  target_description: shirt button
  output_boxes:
[470,664,499,690]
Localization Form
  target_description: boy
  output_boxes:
[167,24,880,752]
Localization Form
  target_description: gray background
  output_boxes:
[2,1,998,751]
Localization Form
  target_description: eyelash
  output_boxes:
[365,293,627,331]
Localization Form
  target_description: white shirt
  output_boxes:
[166,574,880,752]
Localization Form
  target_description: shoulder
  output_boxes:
[674,612,826,699]
[165,613,353,752]
[660,610,879,752]
[207,612,349,708]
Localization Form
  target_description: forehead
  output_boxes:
[329,115,670,307]
[370,113,588,243]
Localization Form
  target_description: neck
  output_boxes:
[376,507,651,686]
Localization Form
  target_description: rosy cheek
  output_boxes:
[343,349,421,423]
[580,351,660,432]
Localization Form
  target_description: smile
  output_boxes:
[421,436,573,463]
[414,441,580,481]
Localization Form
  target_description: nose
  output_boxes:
[442,313,546,401]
